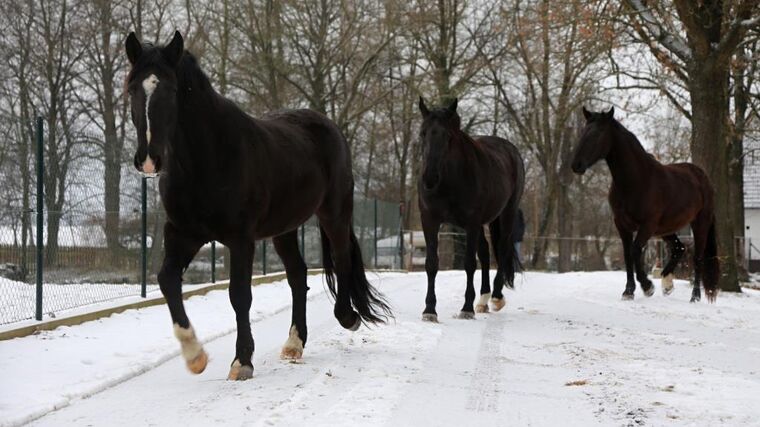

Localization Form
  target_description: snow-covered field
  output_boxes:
[1,271,759,427]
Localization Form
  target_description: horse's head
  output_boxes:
[570,106,615,174]
[418,97,460,191]
[124,31,184,176]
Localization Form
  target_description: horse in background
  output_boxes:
[570,107,719,303]
[417,97,525,321]
[124,31,390,380]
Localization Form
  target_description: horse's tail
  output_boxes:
[703,216,720,302]
[319,226,392,324]
[347,229,393,324]
[320,226,337,300]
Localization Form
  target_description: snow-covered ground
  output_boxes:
[1,271,759,427]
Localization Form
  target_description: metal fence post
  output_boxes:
[35,116,44,321]
[374,198,378,269]
[398,202,404,271]
[262,240,267,275]
[210,241,216,283]
[140,177,147,298]
[300,224,305,259]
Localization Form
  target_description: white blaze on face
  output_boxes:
[141,74,159,173]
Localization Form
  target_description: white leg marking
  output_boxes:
[475,293,491,313]
[173,323,203,362]
[141,74,159,145]
[662,274,675,295]
[478,293,491,307]
[281,325,304,359]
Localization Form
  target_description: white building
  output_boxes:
[745,159,760,272]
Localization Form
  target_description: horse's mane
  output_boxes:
[611,118,649,155]
[175,52,214,96]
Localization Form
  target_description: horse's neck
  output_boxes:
[169,88,234,179]
[605,125,655,193]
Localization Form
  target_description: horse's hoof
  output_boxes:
[186,349,208,374]
[621,293,634,301]
[490,298,506,311]
[338,311,361,331]
[421,313,439,323]
[690,295,701,303]
[475,293,491,313]
[661,274,675,296]
[227,359,254,381]
[280,346,303,360]
[280,326,304,360]
[457,311,475,320]
[706,290,718,304]
[643,286,654,297]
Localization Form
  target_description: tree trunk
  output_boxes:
[687,61,740,292]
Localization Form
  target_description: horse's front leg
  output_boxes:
[660,234,685,296]
[421,213,441,322]
[227,242,255,381]
[615,219,636,300]
[273,231,308,360]
[475,231,491,313]
[457,226,480,319]
[158,223,205,374]
[631,227,655,298]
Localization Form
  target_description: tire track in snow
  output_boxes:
[465,313,505,412]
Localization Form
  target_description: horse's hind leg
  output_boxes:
[488,220,506,311]
[660,234,685,296]
[227,241,255,380]
[457,226,481,319]
[157,223,206,374]
[475,230,491,313]
[320,218,361,330]
[273,231,308,360]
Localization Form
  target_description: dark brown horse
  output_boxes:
[417,98,525,321]
[124,31,390,380]
[570,107,719,303]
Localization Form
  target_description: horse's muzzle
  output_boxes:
[571,160,587,175]
[134,153,161,175]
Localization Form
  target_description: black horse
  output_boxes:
[570,107,719,303]
[124,31,391,380]
[417,98,525,321]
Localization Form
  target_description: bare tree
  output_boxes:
[623,0,760,291]
[77,0,131,254]
[485,0,614,270]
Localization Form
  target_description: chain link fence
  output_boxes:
[0,191,402,325]
[401,231,755,282]
[0,118,403,325]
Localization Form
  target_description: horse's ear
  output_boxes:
[605,107,615,119]
[582,106,592,121]
[447,98,458,114]
[419,96,430,117]
[125,32,142,65]
[162,31,184,67]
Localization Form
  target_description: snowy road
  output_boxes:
[2,271,760,426]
